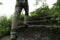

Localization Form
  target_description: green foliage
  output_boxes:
[0,16,11,37]
[30,6,50,17]
[50,0,60,25]
[20,13,24,21]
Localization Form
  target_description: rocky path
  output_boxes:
[1,27,60,40]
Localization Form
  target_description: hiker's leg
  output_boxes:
[11,7,22,40]
[24,3,29,26]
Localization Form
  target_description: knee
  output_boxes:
[14,11,21,17]
[25,12,28,16]
[15,10,20,14]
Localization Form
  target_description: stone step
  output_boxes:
[31,14,52,18]
[18,20,49,26]
[18,25,51,28]
[29,16,52,21]
[27,20,47,25]
[28,20,47,22]
[29,17,46,21]
[29,25,51,27]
